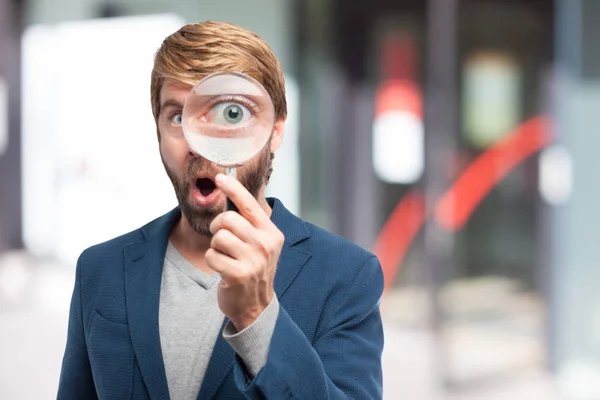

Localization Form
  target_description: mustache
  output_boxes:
[183,157,221,182]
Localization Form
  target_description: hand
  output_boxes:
[207,173,284,331]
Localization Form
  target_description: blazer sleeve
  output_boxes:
[232,256,385,399]
[57,254,98,399]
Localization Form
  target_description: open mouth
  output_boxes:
[195,177,216,197]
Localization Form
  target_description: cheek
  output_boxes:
[160,135,188,172]
[236,150,267,177]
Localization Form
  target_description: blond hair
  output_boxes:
[151,21,287,131]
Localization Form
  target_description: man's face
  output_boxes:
[157,80,279,237]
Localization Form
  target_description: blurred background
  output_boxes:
[1,0,600,399]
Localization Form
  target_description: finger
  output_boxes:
[215,173,270,228]
[210,229,249,260]
[205,247,239,276]
[210,211,256,244]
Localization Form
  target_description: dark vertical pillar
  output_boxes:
[424,0,458,388]
[327,2,378,248]
[333,80,378,249]
[0,0,23,251]
[347,84,377,249]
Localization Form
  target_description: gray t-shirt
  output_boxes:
[159,241,280,400]
[159,242,224,400]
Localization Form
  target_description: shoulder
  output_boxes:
[76,209,175,270]
[272,198,381,287]
[304,222,375,265]
[75,228,144,290]
[300,221,383,289]
[77,228,142,266]
[291,220,384,338]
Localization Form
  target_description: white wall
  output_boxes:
[22,15,185,264]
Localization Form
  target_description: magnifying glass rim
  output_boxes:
[181,71,276,167]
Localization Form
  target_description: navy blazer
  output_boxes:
[57,198,384,399]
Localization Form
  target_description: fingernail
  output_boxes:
[216,173,227,184]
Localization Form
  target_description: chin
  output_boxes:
[180,201,220,237]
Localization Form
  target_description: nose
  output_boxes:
[187,147,208,165]
[186,142,197,158]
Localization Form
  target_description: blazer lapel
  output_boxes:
[124,208,180,400]
[270,198,312,299]
[196,319,235,400]
[198,198,312,399]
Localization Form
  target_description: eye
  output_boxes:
[207,101,253,127]
[171,113,183,126]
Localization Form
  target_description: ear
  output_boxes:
[270,119,286,153]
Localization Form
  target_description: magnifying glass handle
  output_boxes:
[225,167,239,213]
[226,198,239,213]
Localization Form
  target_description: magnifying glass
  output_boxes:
[181,72,275,212]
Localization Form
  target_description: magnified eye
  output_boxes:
[207,100,253,127]
[223,104,244,123]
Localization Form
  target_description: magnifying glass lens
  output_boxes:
[182,72,275,167]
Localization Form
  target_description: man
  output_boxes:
[58,21,384,399]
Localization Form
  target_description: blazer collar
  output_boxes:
[123,208,179,400]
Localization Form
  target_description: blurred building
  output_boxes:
[1,0,599,398]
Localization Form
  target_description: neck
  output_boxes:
[171,217,212,255]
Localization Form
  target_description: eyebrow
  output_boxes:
[160,99,183,113]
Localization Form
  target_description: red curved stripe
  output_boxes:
[373,116,552,291]
[435,116,552,231]
[372,191,426,292]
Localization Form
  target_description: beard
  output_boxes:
[162,145,274,237]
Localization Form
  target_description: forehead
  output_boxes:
[160,80,194,104]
